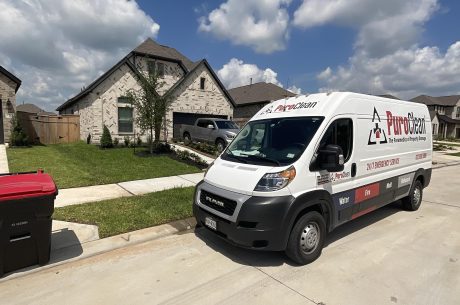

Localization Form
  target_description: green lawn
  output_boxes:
[7,142,201,188]
[447,152,460,157]
[54,187,195,238]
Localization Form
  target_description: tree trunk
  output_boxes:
[149,128,154,154]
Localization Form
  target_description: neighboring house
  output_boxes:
[376,94,400,100]
[57,38,235,142]
[0,66,21,144]
[411,95,460,138]
[228,82,297,125]
[17,103,56,116]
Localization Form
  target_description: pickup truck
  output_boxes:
[179,118,240,152]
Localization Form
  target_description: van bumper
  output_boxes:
[193,182,295,251]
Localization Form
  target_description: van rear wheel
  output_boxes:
[402,180,423,211]
[285,211,326,265]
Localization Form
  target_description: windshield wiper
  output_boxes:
[225,150,248,163]
[241,154,281,166]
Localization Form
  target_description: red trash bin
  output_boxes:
[0,170,57,277]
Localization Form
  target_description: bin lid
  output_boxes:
[0,171,57,202]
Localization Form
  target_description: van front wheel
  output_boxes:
[402,180,423,211]
[285,211,326,265]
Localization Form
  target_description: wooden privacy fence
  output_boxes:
[17,112,80,145]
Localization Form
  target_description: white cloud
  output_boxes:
[0,0,159,111]
[199,0,291,54]
[287,85,302,94]
[317,42,460,99]
[217,58,283,89]
[293,0,438,57]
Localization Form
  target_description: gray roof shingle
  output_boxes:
[133,38,195,71]
[411,95,460,107]
[228,82,297,106]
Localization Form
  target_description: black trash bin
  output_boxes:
[0,170,57,277]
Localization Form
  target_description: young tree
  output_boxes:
[126,69,171,154]
[10,115,28,146]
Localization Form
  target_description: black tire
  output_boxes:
[183,133,191,145]
[402,179,423,211]
[285,211,326,265]
[216,139,226,153]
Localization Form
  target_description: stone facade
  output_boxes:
[0,73,17,143]
[64,54,233,143]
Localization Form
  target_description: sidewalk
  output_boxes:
[0,144,9,174]
[55,172,204,208]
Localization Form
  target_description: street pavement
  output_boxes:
[1,164,459,305]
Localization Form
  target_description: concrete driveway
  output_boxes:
[1,164,459,305]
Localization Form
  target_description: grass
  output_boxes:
[54,187,195,238]
[447,152,460,157]
[7,142,201,188]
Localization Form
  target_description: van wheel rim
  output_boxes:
[300,222,320,254]
[413,187,421,205]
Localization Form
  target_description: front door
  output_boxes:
[0,100,4,144]
[313,117,356,226]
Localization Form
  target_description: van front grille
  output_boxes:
[200,190,237,216]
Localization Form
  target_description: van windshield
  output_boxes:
[222,117,324,166]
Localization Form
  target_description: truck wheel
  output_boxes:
[216,139,225,152]
[285,211,326,265]
[402,180,423,211]
[183,133,191,145]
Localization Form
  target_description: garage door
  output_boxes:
[172,112,227,139]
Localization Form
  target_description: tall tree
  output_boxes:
[126,69,171,154]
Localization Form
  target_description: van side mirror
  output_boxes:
[318,144,345,172]
[207,124,215,129]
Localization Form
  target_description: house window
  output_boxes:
[157,62,165,77]
[147,61,156,76]
[118,107,133,133]
[456,107,460,118]
[200,77,206,90]
[432,124,437,134]
[147,61,165,77]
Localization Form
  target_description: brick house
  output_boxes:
[0,66,21,144]
[57,38,235,142]
[228,82,296,126]
[411,95,460,139]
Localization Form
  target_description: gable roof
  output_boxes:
[57,38,233,111]
[411,94,460,107]
[56,55,141,111]
[0,65,21,92]
[164,59,235,108]
[133,38,194,71]
[228,82,297,106]
[17,103,43,114]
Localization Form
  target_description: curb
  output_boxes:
[0,217,197,282]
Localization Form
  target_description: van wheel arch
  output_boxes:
[282,190,335,249]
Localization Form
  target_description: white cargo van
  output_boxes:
[193,92,432,264]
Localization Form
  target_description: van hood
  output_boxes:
[204,158,272,195]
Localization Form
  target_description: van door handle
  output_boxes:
[351,163,357,177]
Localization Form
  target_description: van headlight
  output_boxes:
[254,166,296,192]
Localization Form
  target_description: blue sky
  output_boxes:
[0,0,459,111]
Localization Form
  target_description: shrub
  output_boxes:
[124,136,130,147]
[100,125,113,148]
[152,142,172,153]
[137,136,142,146]
[113,137,119,147]
[10,116,28,146]
[185,141,218,155]
[86,133,91,144]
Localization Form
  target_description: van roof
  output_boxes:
[251,92,428,121]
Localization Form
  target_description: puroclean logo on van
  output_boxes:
[368,107,427,145]
[259,100,318,115]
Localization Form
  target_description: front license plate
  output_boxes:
[205,217,217,231]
